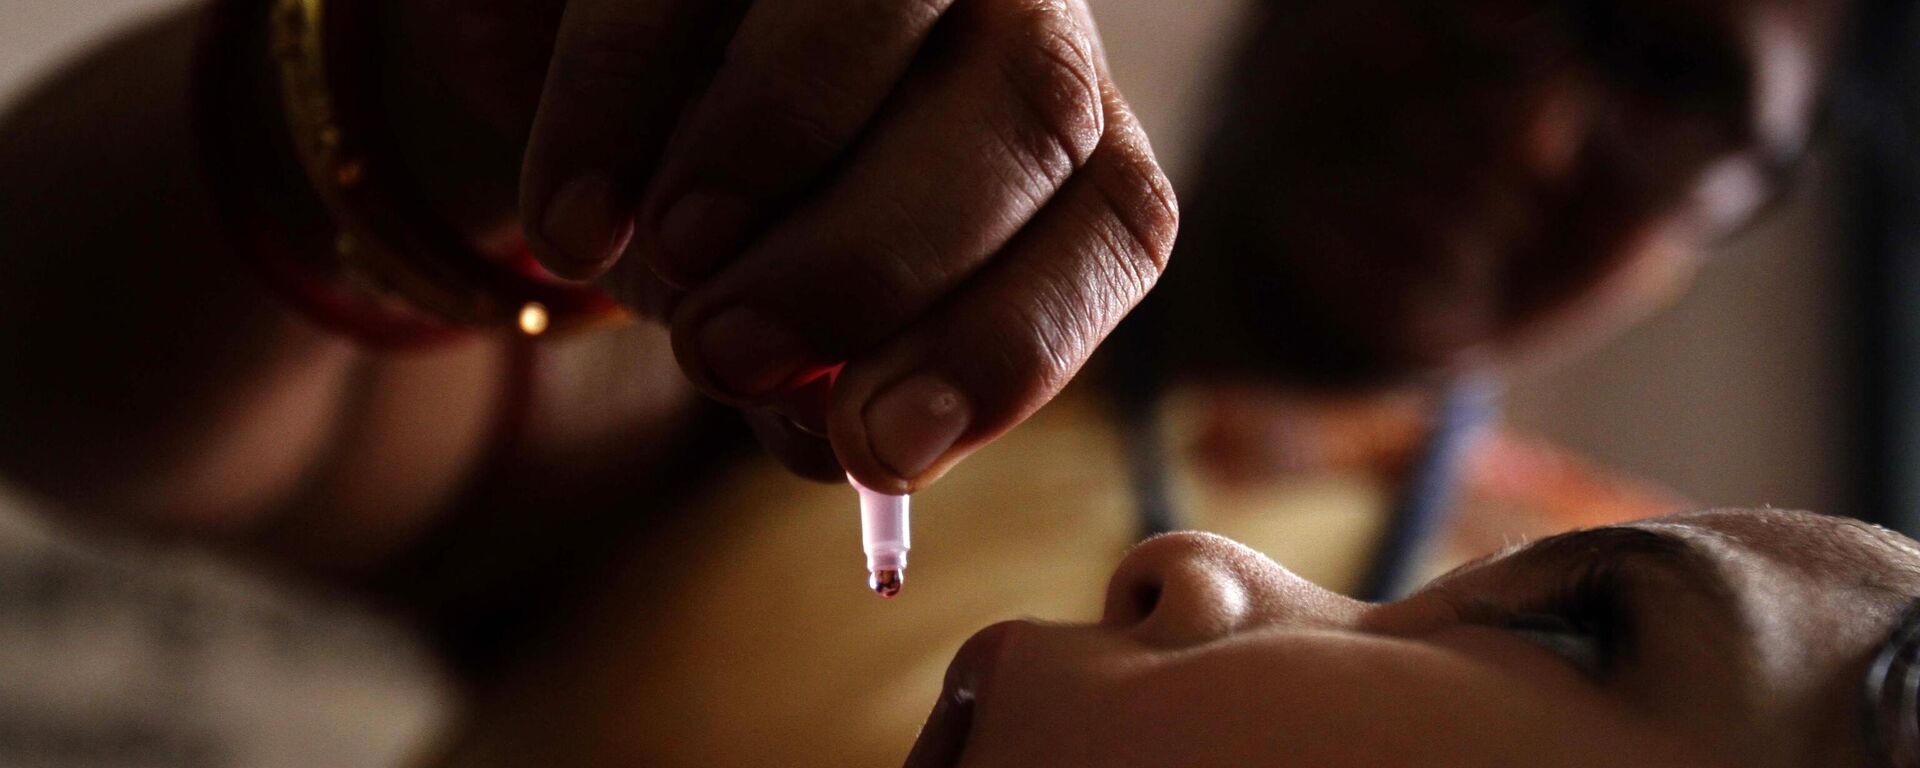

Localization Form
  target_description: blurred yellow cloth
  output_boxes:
[552,386,1392,768]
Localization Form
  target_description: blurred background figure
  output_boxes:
[0,0,1913,766]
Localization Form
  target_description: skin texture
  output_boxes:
[383,0,1180,493]
[949,509,1918,767]
[0,0,1176,637]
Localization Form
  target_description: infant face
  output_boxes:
[909,509,1920,768]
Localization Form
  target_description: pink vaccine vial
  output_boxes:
[852,477,910,598]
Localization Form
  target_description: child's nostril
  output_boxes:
[1131,582,1162,621]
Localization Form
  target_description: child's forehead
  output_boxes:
[1409,509,1911,763]
[1451,509,1920,614]
[1644,509,1920,590]
[1628,510,1920,680]
[1646,511,1920,763]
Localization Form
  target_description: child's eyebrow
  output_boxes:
[1430,526,1744,620]
[1427,539,1534,586]
[1544,527,1741,601]
[1527,526,1715,571]
[1430,527,1758,677]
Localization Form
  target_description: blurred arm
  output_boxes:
[0,7,383,534]
[0,8,696,588]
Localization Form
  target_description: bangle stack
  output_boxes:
[197,0,617,346]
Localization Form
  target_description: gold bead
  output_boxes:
[518,302,551,337]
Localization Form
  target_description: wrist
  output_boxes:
[372,1,562,256]
[196,0,615,341]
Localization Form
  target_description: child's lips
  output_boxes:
[901,683,974,768]
[903,620,1022,768]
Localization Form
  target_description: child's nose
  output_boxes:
[1101,532,1365,648]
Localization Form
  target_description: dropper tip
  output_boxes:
[869,569,904,598]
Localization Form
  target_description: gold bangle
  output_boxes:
[268,0,615,336]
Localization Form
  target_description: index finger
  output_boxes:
[632,0,957,287]
[518,0,745,279]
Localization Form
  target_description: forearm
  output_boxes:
[0,3,533,567]
[0,7,376,530]
[0,6,703,576]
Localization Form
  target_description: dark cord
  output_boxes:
[1108,300,1182,541]
[1108,308,1503,593]
[1357,374,1504,601]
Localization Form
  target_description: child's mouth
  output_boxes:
[903,621,1019,768]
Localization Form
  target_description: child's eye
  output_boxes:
[1444,561,1636,679]
[1499,568,1631,679]
[1504,612,1605,677]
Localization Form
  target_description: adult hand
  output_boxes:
[393,0,1177,492]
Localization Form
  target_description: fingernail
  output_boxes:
[696,308,810,397]
[864,375,971,481]
[540,175,633,270]
[655,192,755,283]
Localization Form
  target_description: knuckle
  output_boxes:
[775,231,941,353]
[1065,215,1155,336]
[866,193,957,290]
[1089,123,1180,281]
[982,122,1068,212]
[972,291,1088,409]
[837,250,931,333]
[992,1,1106,172]
[1079,206,1161,305]
[737,72,851,165]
